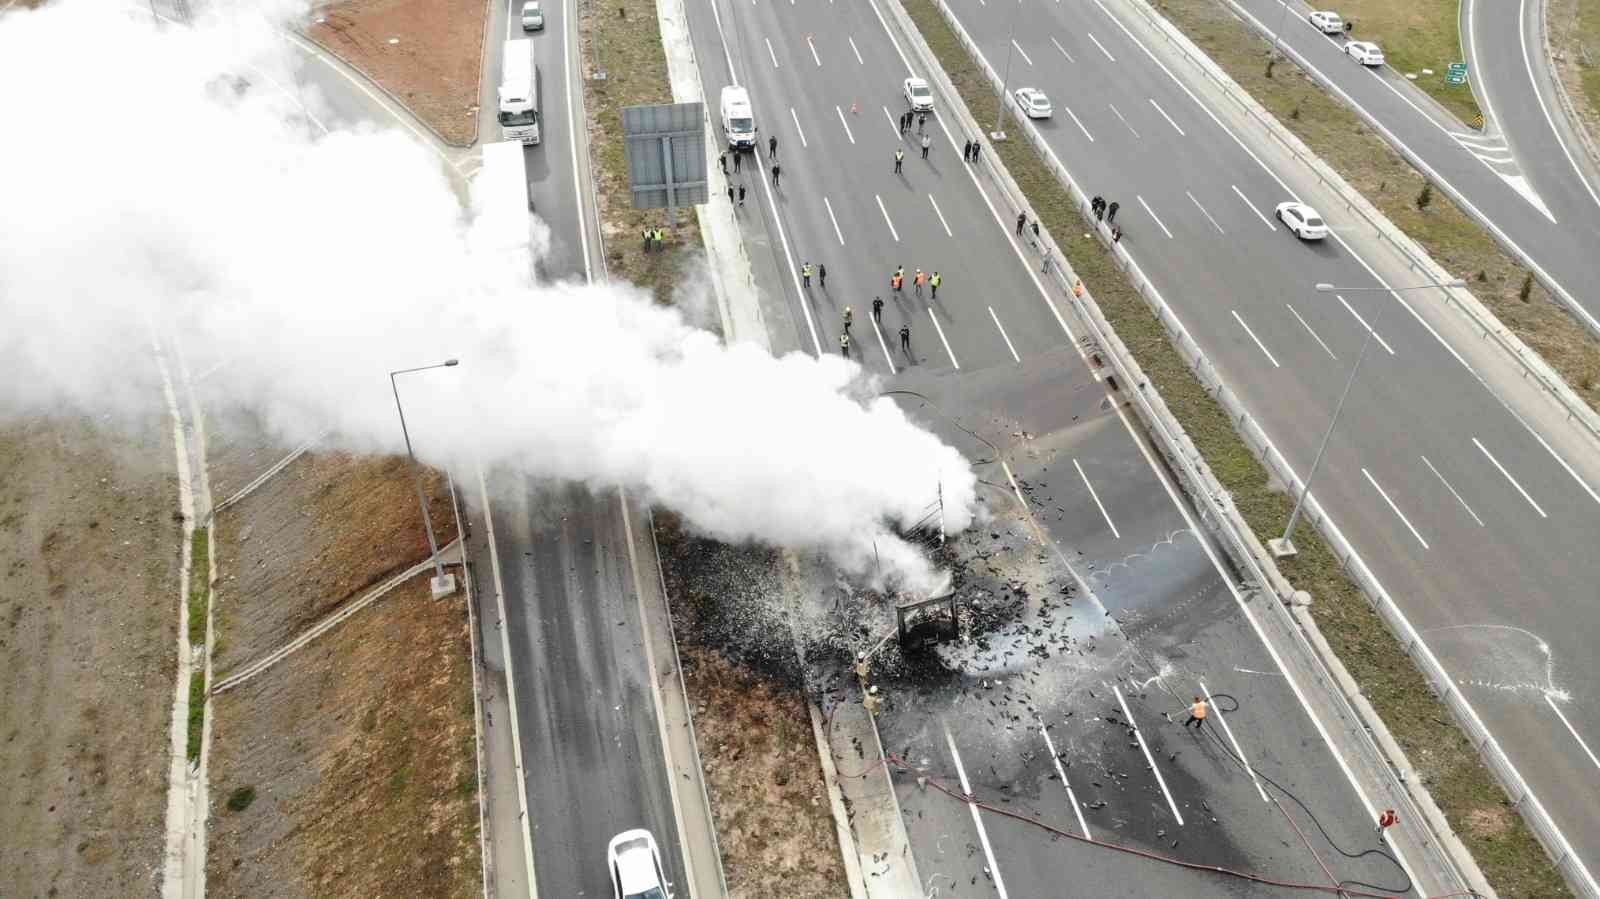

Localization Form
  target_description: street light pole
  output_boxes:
[390,359,461,597]
[991,0,1024,140]
[1268,280,1464,558]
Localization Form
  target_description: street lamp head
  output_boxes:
[1315,283,1335,292]
[444,359,460,367]
[1442,279,1467,289]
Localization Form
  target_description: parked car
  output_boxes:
[1308,10,1344,33]
[1014,87,1053,119]
[1344,40,1384,66]
[1275,201,1329,240]
[903,76,933,112]
[608,830,669,899]
[521,0,544,30]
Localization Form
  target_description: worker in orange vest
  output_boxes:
[1184,696,1208,730]
[891,267,904,293]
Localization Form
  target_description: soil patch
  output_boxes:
[211,451,455,674]
[0,412,181,898]
[306,0,488,146]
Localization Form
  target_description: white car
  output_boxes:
[903,77,933,112]
[1014,87,1053,119]
[1308,10,1344,33]
[1275,201,1329,240]
[608,830,669,899]
[1344,40,1384,66]
[521,0,544,30]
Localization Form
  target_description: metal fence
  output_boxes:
[886,0,1600,893]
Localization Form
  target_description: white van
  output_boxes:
[720,85,756,150]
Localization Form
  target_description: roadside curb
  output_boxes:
[880,0,1494,894]
[807,704,870,899]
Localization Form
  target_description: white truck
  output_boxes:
[472,140,534,278]
[498,38,540,144]
[719,85,756,150]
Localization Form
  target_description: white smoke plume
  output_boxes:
[0,1,976,590]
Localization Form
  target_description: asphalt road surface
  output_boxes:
[943,0,1600,885]
[684,0,1431,892]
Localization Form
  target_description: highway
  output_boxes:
[941,0,1600,884]
[683,0,1436,892]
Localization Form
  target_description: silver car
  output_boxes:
[521,0,544,31]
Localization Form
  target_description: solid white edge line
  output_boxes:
[1545,693,1600,773]
[824,196,846,246]
[790,106,809,147]
[1472,436,1548,518]
[871,315,898,374]
[562,0,594,284]
[875,194,901,241]
[1231,310,1281,368]
[1232,183,1277,230]
[752,141,822,354]
[836,105,856,144]
[927,306,960,369]
[1362,467,1430,549]
[929,194,954,236]
[988,306,1022,362]
[1113,685,1185,824]
[1038,721,1092,838]
[943,724,1011,899]
[1187,190,1225,233]
[1286,304,1337,360]
[1200,679,1271,803]
[1420,454,1485,527]
[1148,96,1186,136]
[1136,194,1174,239]
[1073,458,1120,538]
[1520,0,1600,214]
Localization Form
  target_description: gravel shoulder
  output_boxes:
[0,411,181,898]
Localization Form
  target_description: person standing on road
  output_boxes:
[1112,224,1122,244]
[769,134,778,158]
[929,271,941,299]
[894,148,905,174]
[1031,220,1040,240]
[642,228,653,254]
[1092,195,1105,219]
[872,296,884,322]
[1016,211,1027,235]
[921,134,932,159]
[1107,201,1120,225]
[842,305,853,332]
[654,228,664,252]
[972,140,982,163]
[913,268,926,297]
[801,261,812,288]
[1041,247,1053,275]
[738,184,746,206]
[1375,809,1398,836]
[734,150,742,173]
[891,267,904,293]
[727,185,735,206]
[1184,696,1207,730]
[720,151,728,174]
[772,163,782,187]
[840,331,851,357]
[900,110,910,133]
[963,139,973,161]
[818,263,827,288]
[918,111,927,134]
[899,323,911,353]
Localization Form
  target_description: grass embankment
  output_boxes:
[1158,0,1600,410]
[186,526,210,762]
[1583,0,1600,116]
[901,0,1573,894]
[582,0,703,304]
[1549,0,1600,154]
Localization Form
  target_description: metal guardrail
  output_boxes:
[891,0,1599,892]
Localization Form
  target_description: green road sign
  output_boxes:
[1446,62,1469,85]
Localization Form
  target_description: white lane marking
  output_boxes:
[1087,31,1116,61]
[1062,103,1095,142]
[1420,455,1484,527]
[928,307,960,369]
[807,33,822,67]
[1231,310,1280,368]
[875,194,900,241]
[848,35,864,65]
[1232,184,1276,231]
[823,196,845,246]
[1334,295,1395,355]
[1074,458,1120,538]
[1136,195,1173,238]
[989,306,1022,362]
[1187,190,1225,234]
[871,314,898,374]
[1545,694,1600,773]
[1363,468,1430,550]
[1517,415,1600,508]
[943,725,1010,898]
[1012,38,1034,66]
[1201,679,1270,803]
[1148,97,1186,136]
[558,0,596,285]
[1109,103,1140,137]
[1286,304,1337,360]
[1051,36,1076,63]
[928,194,953,236]
[1521,0,1600,214]
[836,105,856,144]
[1038,722,1092,839]
[1472,437,1548,518]
[752,143,822,354]
[765,37,780,68]
[882,105,900,138]
[1113,686,1184,824]
[790,107,809,148]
